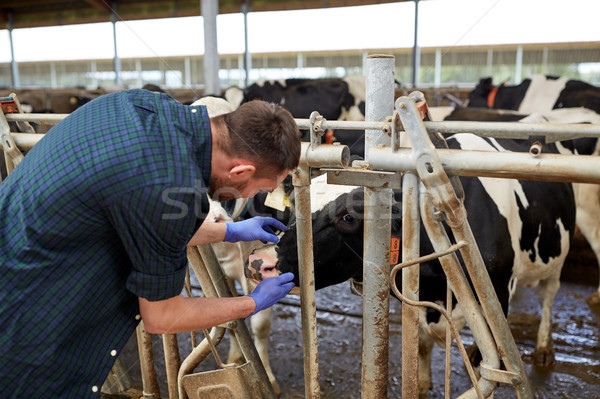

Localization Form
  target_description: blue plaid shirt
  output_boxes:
[0,89,212,397]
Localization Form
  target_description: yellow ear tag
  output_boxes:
[264,184,290,212]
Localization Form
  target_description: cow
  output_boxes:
[248,134,577,396]
[445,106,600,306]
[224,77,367,156]
[466,75,600,115]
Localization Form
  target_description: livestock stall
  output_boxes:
[2,55,600,398]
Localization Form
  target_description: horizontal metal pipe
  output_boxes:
[425,120,600,140]
[296,118,600,142]
[5,113,68,125]
[302,142,350,169]
[0,133,42,151]
[295,118,384,131]
[368,146,600,184]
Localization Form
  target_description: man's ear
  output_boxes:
[229,163,256,182]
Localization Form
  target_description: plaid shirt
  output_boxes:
[0,89,212,397]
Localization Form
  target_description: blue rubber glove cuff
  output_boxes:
[248,272,295,316]
[224,216,287,243]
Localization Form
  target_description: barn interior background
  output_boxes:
[1,1,600,398]
[1,0,599,111]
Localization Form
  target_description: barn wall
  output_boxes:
[1,43,599,95]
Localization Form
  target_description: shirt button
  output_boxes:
[191,108,197,113]
[135,314,141,320]
[92,385,99,392]
[110,349,117,356]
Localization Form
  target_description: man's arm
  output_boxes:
[138,272,295,334]
[187,221,226,246]
[139,294,255,334]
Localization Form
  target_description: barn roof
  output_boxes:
[0,0,407,30]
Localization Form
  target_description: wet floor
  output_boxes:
[115,232,600,398]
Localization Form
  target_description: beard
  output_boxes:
[208,175,249,201]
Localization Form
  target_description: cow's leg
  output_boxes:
[573,183,600,306]
[533,272,560,366]
[250,308,280,396]
[418,309,434,397]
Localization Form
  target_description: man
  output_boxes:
[0,89,301,397]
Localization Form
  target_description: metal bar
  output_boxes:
[362,54,395,399]
[202,0,220,95]
[293,144,321,399]
[135,322,161,399]
[420,188,497,399]
[162,333,181,399]
[5,113,69,124]
[368,146,600,184]
[8,112,600,142]
[401,172,420,399]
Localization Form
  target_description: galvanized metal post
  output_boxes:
[401,172,420,398]
[110,7,121,86]
[293,144,321,399]
[242,0,252,87]
[7,12,19,89]
[362,54,394,398]
[202,0,220,95]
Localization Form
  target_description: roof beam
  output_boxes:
[83,0,114,14]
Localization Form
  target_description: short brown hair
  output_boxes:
[215,100,301,176]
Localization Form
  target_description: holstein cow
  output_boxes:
[250,135,576,395]
[445,106,600,305]
[225,77,367,156]
[466,75,600,114]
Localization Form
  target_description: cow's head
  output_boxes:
[273,188,402,290]
[466,77,494,108]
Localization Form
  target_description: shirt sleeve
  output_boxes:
[104,183,206,301]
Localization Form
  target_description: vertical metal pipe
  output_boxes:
[292,155,321,399]
[163,333,181,399]
[412,0,420,88]
[136,322,161,399]
[365,54,395,159]
[401,172,420,398]
[362,54,394,399]
[202,0,220,95]
[242,0,252,87]
[515,45,523,84]
[111,6,121,86]
[7,12,20,88]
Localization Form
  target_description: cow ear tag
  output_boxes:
[264,183,290,212]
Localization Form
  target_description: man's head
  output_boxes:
[208,100,301,200]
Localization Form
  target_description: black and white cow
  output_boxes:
[251,134,577,395]
[467,75,600,115]
[445,106,600,306]
[225,77,367,156]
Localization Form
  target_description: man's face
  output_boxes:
[209,169,289,201]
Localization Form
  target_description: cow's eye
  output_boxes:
[343,214,355,223]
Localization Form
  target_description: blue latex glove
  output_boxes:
[224,216,287,243]
[248,272,295,316]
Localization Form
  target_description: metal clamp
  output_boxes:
[309,111,326,150]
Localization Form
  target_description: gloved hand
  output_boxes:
[224,216,287,243]
[248,272,295,316]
